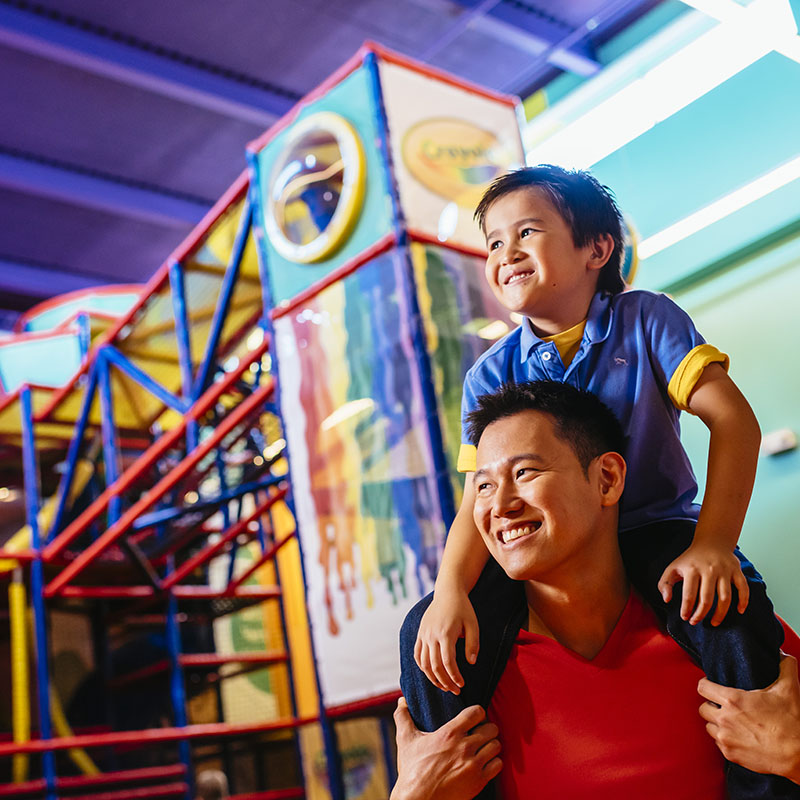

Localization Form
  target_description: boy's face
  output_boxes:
[483,188,603,332]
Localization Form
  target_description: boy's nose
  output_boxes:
[501,246,523,266]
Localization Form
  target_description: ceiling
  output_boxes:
[0,0,663,329]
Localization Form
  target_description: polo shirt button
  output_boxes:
[542,352,551,361]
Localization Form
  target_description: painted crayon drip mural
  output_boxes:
[251,47,524,706]
[273,251,445,703]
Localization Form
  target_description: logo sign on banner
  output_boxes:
[401,118,510,209]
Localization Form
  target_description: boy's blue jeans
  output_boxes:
[399,519,799,799]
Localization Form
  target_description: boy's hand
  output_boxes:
[657,542,750,626]
[415,589,480,694]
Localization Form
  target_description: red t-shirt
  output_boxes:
[488,591,745,799]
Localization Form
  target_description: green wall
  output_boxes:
[675,234,800,627]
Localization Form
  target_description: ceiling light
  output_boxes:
[526,0,800,168]
[638,154,800,258]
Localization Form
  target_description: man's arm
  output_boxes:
[698,654,800,783]
[391,698,502,800]
[658,363,760,625]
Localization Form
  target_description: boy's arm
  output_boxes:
[658,363,761,625]
[415,476,490,693]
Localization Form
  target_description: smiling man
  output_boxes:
[394,381,734,800]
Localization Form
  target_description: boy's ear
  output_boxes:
[587,233,615,272]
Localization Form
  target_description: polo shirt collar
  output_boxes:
[518,291,614,364]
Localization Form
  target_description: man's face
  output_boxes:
[483,188,600,326]
[472,409,611,583]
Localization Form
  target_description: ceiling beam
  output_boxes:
[0,3,294,126]
[0,256,109,298]
[0,150,209,228]
[448,0,601,77]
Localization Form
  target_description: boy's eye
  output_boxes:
[489,240,502,251]
[520,227,534,238]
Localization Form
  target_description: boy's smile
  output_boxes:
[483,188,609,336]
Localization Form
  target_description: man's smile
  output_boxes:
[497,520,542,544]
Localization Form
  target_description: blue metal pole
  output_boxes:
[246,150,347,800]
[76,311,91,359]
[192,200,254,400]
[169,259,198,452]
[48,360,99,542]
[97,348,122,524]
[20,387,57,800]
[166,583,192,799]
[364,50,457,528]
[131,474,283,530]
[103,345,188,412]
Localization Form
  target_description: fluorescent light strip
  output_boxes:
[525,0,800,169]
[638,154,800,258]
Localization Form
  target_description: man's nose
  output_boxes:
[493,482,523,517]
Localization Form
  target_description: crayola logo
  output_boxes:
[401,118,513,207]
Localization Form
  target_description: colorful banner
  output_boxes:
[379,60,525,251]
[274,250,445,706]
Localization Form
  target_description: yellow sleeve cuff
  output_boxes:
[457,443,477,473]
[667,344,730,412]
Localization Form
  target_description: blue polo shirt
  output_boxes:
[459,290,728,532]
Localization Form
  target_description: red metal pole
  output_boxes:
[45,382,273,596]
[0,717,319,756]
[43,341,271,561]
[160,489,286,591]
[229,531,296,591]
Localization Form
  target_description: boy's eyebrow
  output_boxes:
[473,453,545,482]
[485,218,546,241]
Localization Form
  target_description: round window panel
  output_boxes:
[265,111,366,264]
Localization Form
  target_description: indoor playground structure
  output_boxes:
[0,43,527,799]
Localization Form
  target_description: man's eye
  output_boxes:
[516,467,536,478]
[477,482,491,492]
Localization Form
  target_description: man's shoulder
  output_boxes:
[466,325,525,387]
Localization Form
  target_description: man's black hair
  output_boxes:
[466,380,626,473]
[474,165,626,295]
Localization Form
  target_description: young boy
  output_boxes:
[409,165,789,796]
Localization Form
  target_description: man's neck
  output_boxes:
[524,553,629,661]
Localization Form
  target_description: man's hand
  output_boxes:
[657,541,749,625]
[415,589,480,693]
[698,654,800,783]
[390,698,502,800]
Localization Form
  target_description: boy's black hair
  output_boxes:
[466,380,626,473]
[474,165,626,295]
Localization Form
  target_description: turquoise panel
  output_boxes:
[25,291,141,332]
[592,52,800,289]
[255,66,393,306]
[0,333,82,391]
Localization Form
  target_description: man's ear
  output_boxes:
[586,233,615,272]
[596,451,626,506]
